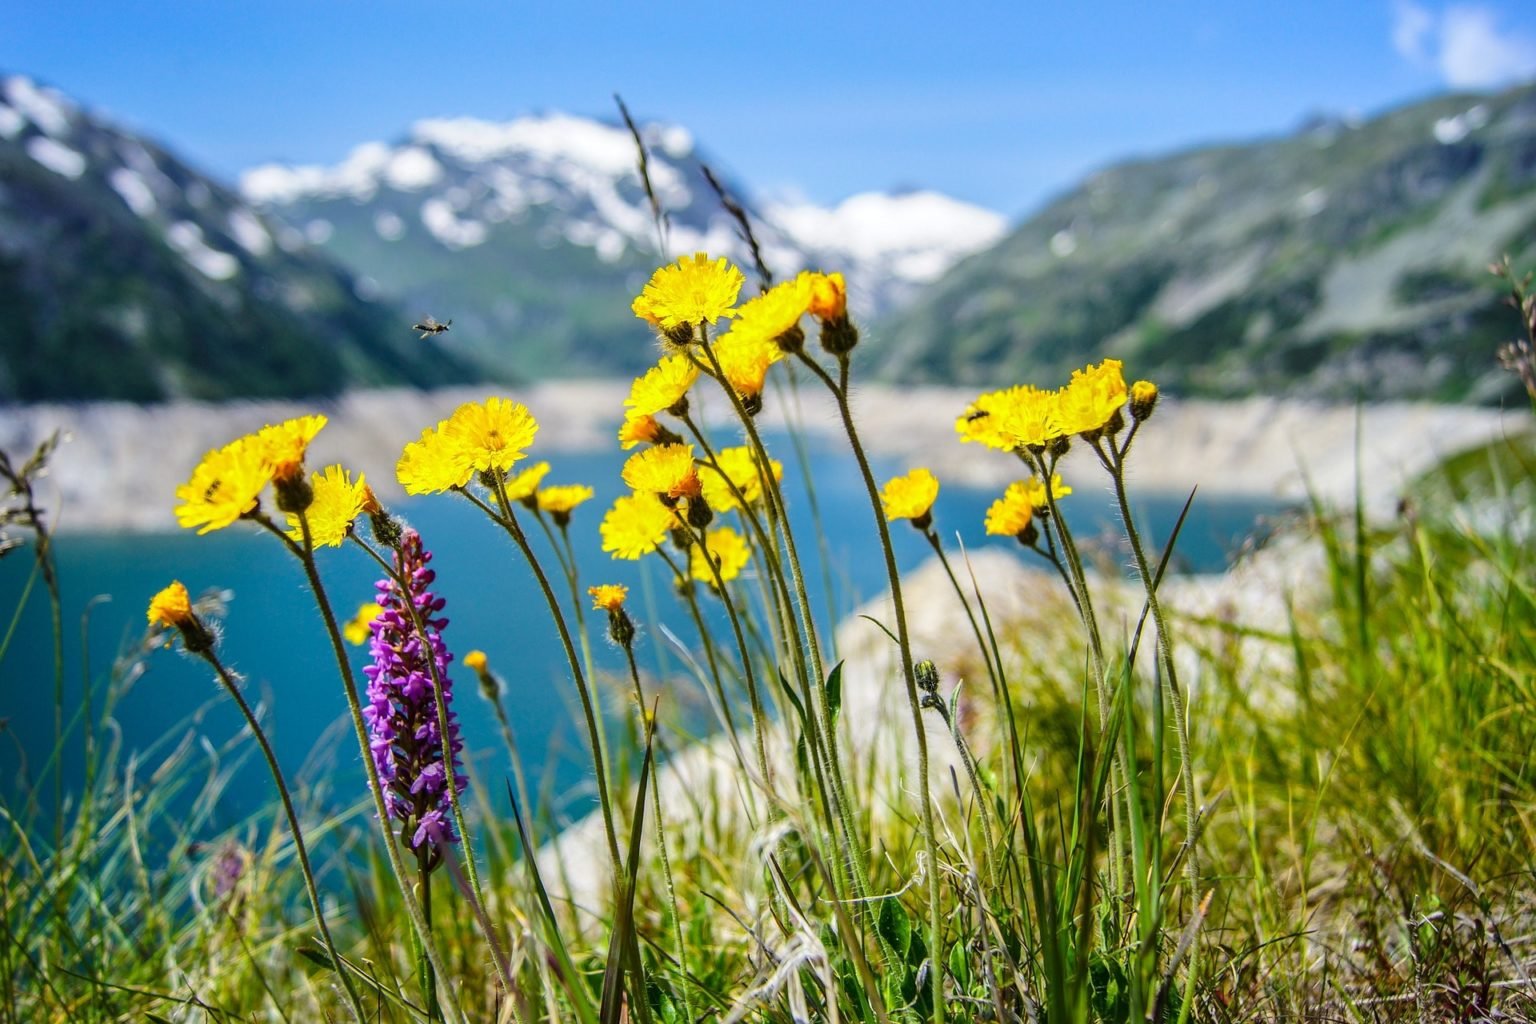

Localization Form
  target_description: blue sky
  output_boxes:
[4,1,1534,216]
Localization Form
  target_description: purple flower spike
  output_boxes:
[363,529,466,861]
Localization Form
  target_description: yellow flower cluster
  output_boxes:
[957,360,1140,452]
[397,397,539,495]
[175,414,336,535]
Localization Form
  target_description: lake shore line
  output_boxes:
[0,381,1521,532]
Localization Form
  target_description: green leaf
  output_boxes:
[825,660,844,729]
[877,896,912,959]
[948,940,972,992]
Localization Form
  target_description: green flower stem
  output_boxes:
[687,339,867,903]
[473,481,623,876]
[678,517,775,801]
[921,529,1025,809]
[257,514,467,1024]
[417,848,440,1022]
[798,350,946,1023]
[196,645,369,1023]
[1023,449,1130,907]
[618,641,696,1024]
[651,545,752,784]
[351,535,512,992]
[1099,435,1202,992]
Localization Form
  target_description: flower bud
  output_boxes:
[1130,380,1159,422]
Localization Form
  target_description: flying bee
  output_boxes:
[412,316,452,339]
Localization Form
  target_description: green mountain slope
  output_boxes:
[878,83,1536,403]
[0,74,475,403]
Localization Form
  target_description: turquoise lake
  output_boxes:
[0,435,1285,834]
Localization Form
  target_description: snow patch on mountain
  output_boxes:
[26,136,86,179]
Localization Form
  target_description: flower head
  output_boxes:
[1130,379,1159,422]
[344,602,385,646]
[1056,359,1127,436]
[443,397,539,477]
[712,326,781,404]
[807,271,848,320]
[625,356,699,418]
[147,581,193,628]
[956,385,1058,451]
[258,414,328,476]
[618,413,666,450]
[589,583,629,613]
[732,272,812,345]
[622,443,701,503]
[985,482,1036,540]
[175,436,271,534]
[536,484,595,516]
[600,491,677,560]
[1022,474,1072,513]
[880,468,940,525]
[689,526,751,585]
[632,253,744,332]
[397,423,468,495]
[463,649,488,673]
[700,446,781,513]
[287,464,367,547]
[362,529,466,856]
[503,461,552,503]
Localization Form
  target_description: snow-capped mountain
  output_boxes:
[241,114,1006,378]
[0,73,473,401]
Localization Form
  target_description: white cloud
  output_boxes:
[1439,6,1536,86]
[1393,1,1435,62]
[1392,3,1536,88]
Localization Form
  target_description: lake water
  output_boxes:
[0,434,1284,833]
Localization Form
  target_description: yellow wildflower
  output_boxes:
[588,584,628,612]
[712,325,781,403]
[625,355,699,417]
[689,526,751,585]
[880,468,940,524]
[732,272,812,344]
[463,649,488,673]
[700,446,781,513]
[147,581,193,627]
[957,385,1057,451]
[443,397,539,476]
[174,436,270,534]
[343,602,384,646]
[536,484,595,515]
[807,271,848,320]
[257,414,327,476]
[985,482,1036,539]
[504,461,552,502]
[287,464,368,547]
[397,423,468,495]
[618,412,664,450]
[622,443,701,502]
[631,253,744,332]
[600,491,678,560]
[1022,473,1072,512]
[1056,359,1128,436]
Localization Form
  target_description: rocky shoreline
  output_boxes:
[0,383,1522,532]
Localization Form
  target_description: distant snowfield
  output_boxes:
[0,384,1516,533]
